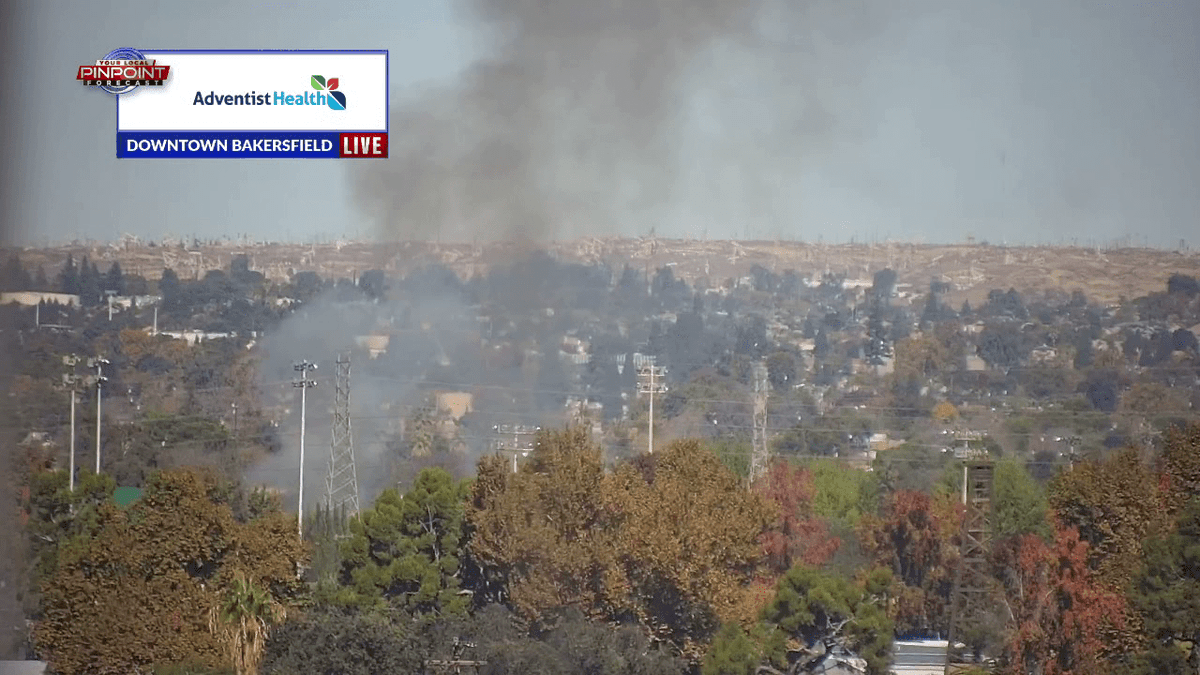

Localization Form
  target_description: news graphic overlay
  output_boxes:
[78,48,171,95]
[108,50,388,159]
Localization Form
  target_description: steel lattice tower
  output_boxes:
[325,352,360,517]
[944,460,996,673]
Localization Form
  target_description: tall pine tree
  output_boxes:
[57,254,79,294]
[105,262,125,296]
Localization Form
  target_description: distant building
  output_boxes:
[435,392,473,421]
[110,294,160,309]
[355,334,390,358]
[154,329,235,345]
[0,291,80,307]
[1030,345,1058,363]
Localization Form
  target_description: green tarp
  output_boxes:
[113,486,143,508]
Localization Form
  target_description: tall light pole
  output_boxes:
[89,357,109,474]
[293,361,317,540]
[62,355,81,491]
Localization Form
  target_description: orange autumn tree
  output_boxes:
[755,459,840,573]
[466,429,773,663]
[857,489,962,636]
[992,520,1126,675]
[34,468,307,675]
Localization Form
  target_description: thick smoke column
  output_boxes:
[355,0,774,243]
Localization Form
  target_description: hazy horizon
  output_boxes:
[7,0,1199,249]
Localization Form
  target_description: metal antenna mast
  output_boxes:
[750,360,770,485]
[325,352,361,519]
[944,459,996,673]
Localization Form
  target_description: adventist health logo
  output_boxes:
[192,75,347,110]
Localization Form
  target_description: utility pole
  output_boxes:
[426,638,487,674]
[750,360,770,485]
[88,357,109,474]
[637,362,667,454]
[492,424,539,472]
[293,360,317,540]
[61,355,82,491]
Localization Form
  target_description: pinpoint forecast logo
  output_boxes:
[77,47,170,95]
[311,75,347,110]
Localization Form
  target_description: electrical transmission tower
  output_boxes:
[944,459,996,673]
[325,352,360,519]
[750,360,770,485]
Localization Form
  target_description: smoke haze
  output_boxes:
[352,0,1200,246]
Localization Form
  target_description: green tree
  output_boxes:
[760,565,894,675]
[1129,499,1200,674]
[105,261,126,295]
[57,254,78,294]
[1158,422,1200,509]
[702,623,761,675]
[209,572,284,675]
[805,458,880,529]
[992,458,1051,540]
[336,467,471,620]
[766,351,797,391]
[261,608,423,675]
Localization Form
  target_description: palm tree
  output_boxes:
[208,572,283,675]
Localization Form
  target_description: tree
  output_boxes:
[1,252,31,291]
[864,301,891,366]
[702,623,760,675]
[856,490,961,635]
[466,426,622,628]
[336,468,471,620]
[210,572,284,675]
[358,269,386,299]
[932,401,958,424]
[992,459,1051,540]
[760,565,894,675]
[159,267,182,310]
[806,459,880,530]
[1048,448,1169,657]
[765,351,796,392]
[468,430,774,662]
[1048,448,1168,589]
[755,459,840,573]
[105,261,126,296]
[612,441,775,656]
[992,522,1126,675]
[34,468,308,675]
[77,255,101,306]
[261,608,424,675]
[1129,499,1200,674]
[1156,422,1200,508]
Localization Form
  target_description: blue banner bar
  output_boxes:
[118,131,342,158]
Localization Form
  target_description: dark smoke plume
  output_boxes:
[354,0,850,244]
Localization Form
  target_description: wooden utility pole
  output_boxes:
[637,363,667,454]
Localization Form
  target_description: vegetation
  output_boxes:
[3,252,1200,673]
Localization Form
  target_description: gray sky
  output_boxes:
[10,0,1200,247]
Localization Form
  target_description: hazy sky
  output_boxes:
[10,0,1200,247]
